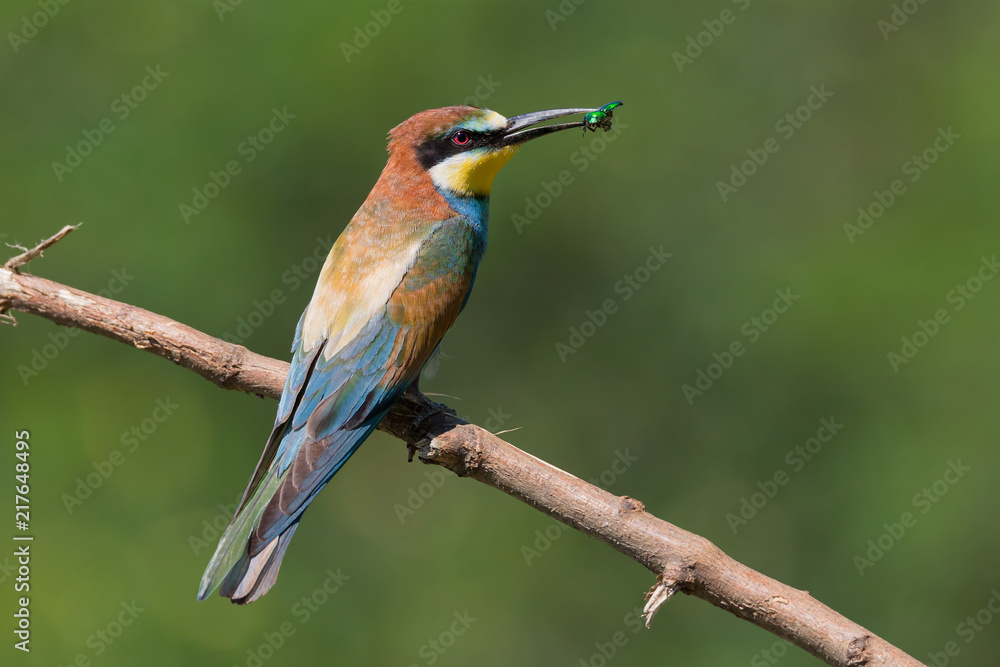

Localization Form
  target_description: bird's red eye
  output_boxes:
[451,131,471,146]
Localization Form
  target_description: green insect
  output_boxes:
[582,101,624,135]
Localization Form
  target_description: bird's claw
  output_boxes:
[406,437,433,463]
[410,400,456,432]
[405,399,454,463]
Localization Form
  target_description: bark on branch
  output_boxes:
[0,229,925,667]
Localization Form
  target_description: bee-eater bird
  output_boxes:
[198,104,604,603]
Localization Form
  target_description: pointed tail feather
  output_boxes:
[220,521,300,604]
[196,469,282,601]
[197,425,369,603]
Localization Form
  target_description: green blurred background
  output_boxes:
[3,0,999,664]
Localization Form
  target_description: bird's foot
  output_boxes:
[410,400,456,433]
[403,377,456,463]
[406,439,429,463]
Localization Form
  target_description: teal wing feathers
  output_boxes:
[198,217,485,603]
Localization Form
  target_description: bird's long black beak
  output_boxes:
[498,108,598,146]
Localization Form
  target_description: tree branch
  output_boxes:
[0,229,925,667]
[4,223,80,273]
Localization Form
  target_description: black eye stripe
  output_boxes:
[415,129,502,170]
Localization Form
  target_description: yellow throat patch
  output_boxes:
[428,145,521,197]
